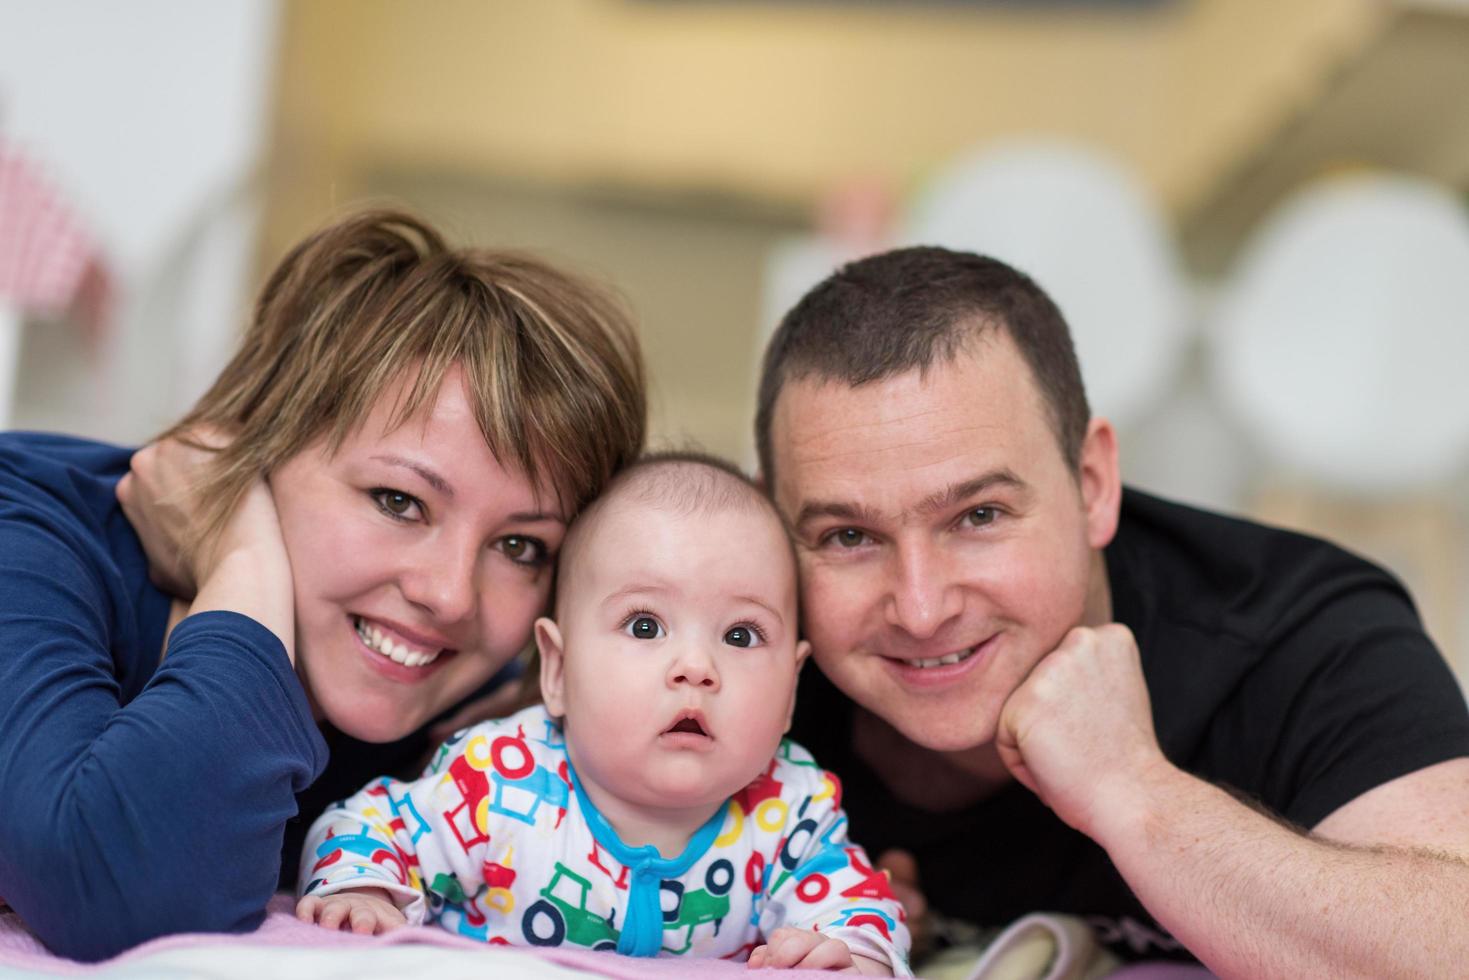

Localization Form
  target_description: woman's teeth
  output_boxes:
[354,617,442,668]
[911,647,977,669]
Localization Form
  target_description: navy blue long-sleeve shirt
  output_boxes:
[0,432,330,961]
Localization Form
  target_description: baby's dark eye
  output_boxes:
[497,535,548,566]
[371,488,422,521]
[625,615,664,640]
[723,625,764,649]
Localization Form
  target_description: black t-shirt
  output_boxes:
[789,487,1469,961]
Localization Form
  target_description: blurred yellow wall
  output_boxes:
[258,0,1394,467]
[265,0,1381,252]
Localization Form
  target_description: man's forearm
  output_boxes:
[1097,762,1469,979]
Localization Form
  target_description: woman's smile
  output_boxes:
[352,614,454,671]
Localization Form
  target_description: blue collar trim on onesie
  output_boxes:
[566,762,729,958]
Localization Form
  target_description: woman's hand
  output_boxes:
[120,428,296,662]
[117,430,229,597]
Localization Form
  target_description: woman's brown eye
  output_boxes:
[372,489,419,519]
[500,536,546,565]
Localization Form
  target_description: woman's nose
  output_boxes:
[399,535,478,625]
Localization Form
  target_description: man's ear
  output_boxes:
[1077,417,1122,551]
[784,639,812,732]
[535,617,567,718]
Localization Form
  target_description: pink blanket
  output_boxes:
[0,898,1217,979]
[0,895,808,977]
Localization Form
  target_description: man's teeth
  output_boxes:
[354,617,442,668]
[910,647,977,669]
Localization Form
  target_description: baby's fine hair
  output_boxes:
[552,450,793,617]
[601,450,770,516]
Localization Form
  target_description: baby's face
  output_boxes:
[539,497,808,815]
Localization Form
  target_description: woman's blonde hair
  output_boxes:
[166,208,646,540]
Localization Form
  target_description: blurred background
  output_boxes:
[2,0,1467,680]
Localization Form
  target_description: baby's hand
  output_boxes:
[748,927,891,974]
[296,888,406,935]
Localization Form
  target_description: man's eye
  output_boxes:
[624,615,665,640]
[965,507,997,528]
[830,528,868,548]
[498,535,547,566]
[723,625,764,648]
[371,488,422,521]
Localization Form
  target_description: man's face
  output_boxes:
[769,333,1119,753]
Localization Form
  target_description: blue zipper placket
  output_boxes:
[567,762,729,957]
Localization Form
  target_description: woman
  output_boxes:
[0,210,646,961]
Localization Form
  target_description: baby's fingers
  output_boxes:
[370,901,406,934]
[747,944,769,969]
[762,927,823,967]
[794,937,855,971]
[349,902,383,935]
[295,894,322,924]
[317,898,351,931]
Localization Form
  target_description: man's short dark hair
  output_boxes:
[754,246,1091,480]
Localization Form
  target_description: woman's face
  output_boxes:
[271,364,566,742]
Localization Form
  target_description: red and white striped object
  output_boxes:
[0,141,110,334]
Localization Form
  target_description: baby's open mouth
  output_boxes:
[664,713,709,737]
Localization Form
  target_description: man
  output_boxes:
[758,246,1469,977]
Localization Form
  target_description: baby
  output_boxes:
[296,453,911,975]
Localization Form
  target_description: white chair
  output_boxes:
[1209,173,1469,491]
[1208,173,1469,675]
[901,139,1190,432]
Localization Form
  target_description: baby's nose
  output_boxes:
[668,646,719,689]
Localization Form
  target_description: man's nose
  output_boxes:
[399,531,479,625]
[667,642,720,691]
[884,540,962,640]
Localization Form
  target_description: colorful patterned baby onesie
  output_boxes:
[300,705,911,973]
